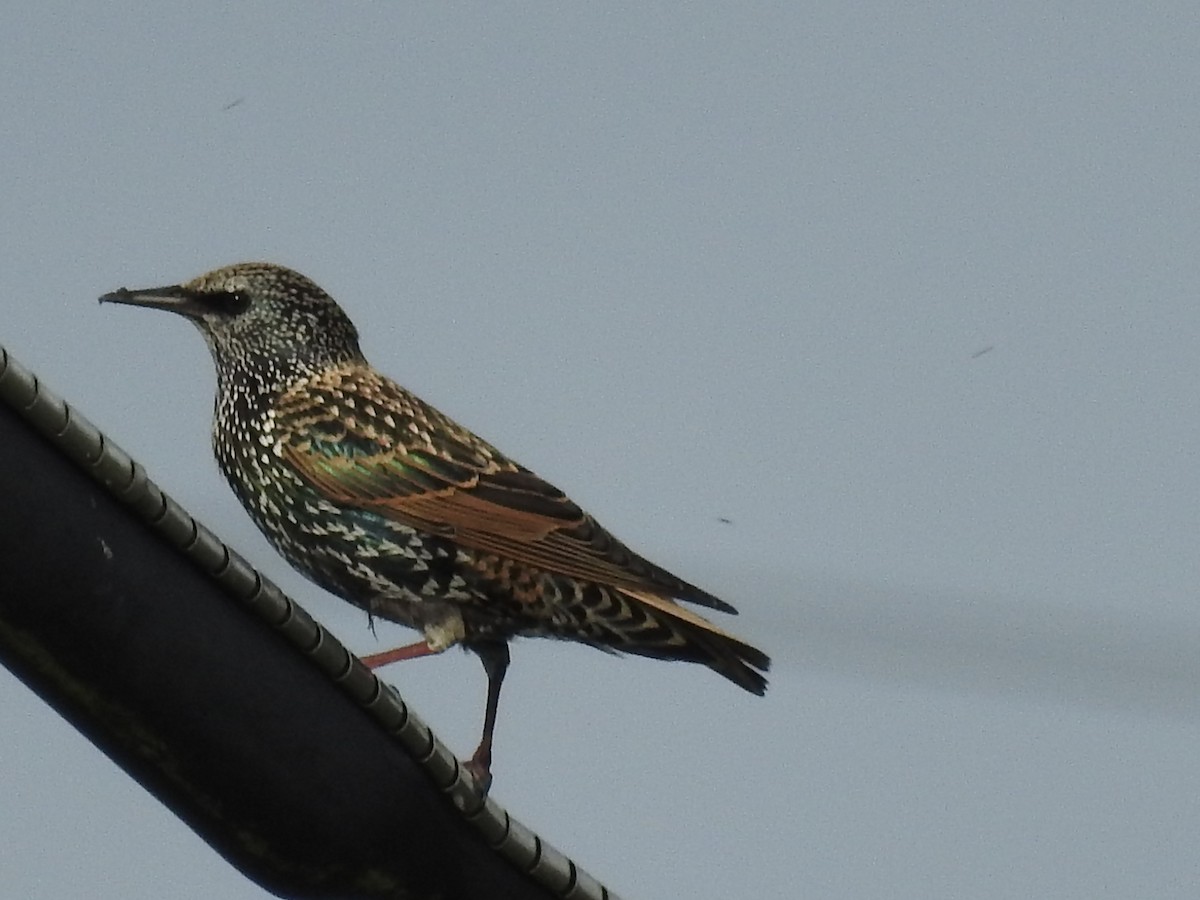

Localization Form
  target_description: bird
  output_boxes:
[100,262,770,794]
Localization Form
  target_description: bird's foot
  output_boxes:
[463,752,493,797]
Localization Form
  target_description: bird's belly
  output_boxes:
[278,526,497,649]
[236,487,476,627]
[221,461,571,642]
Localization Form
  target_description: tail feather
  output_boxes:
[619,587,770,695]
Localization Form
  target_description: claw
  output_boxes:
[462,754,493,797]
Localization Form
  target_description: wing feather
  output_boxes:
[276,368,736,613]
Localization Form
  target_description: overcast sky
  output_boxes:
[4,4,1200,898]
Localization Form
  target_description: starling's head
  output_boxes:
[100,262,363,376]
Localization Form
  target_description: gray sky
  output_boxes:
[4,3,1200,898]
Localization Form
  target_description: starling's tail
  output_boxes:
[617,587,770,695]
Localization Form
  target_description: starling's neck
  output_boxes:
[211,344,364,427]
[214,336,361,388]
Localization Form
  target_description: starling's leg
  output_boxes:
[359,640,442,669]
[463,641,510,797]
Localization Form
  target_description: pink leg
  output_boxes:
[461,642,509,797]
[359,639,440,669]
[361,638,511,798]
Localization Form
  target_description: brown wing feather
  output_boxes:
[276,367,736,613]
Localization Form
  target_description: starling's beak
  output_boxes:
[98,284,206,319]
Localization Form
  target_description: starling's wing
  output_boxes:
[275,368,737,614]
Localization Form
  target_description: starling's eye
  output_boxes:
[206,289,251,316]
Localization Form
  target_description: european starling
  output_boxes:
[101,262,770,793]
